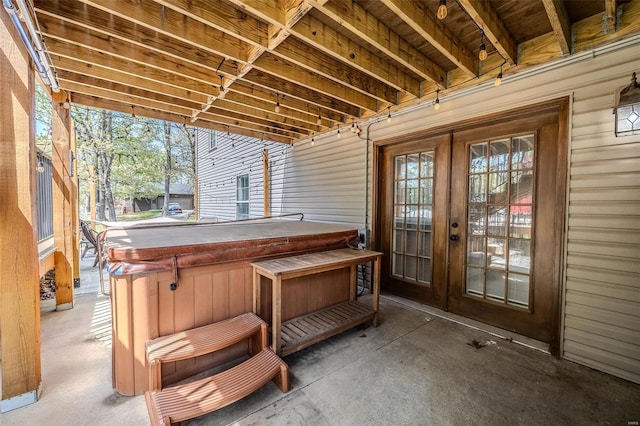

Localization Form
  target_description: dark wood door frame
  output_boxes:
[373,98,569,355]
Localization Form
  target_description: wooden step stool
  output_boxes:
[144,313,289,426]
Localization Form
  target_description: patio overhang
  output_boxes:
[13,0,639,144]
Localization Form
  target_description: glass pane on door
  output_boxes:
[465,134,535,308]
[392,151,434,285]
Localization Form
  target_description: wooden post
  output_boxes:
[0,12,42,411]
[89,165,96,226]
[52,101,74,309]
[263,149,270,217]
[193,174,198,219]
[70,121,80,287]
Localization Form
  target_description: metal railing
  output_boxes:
[36,152,54,241]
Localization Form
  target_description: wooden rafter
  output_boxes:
[605,0,617,33]
[381,0,478,77]
[35,1,237,77]
[541,0,572,55]
[310,0,447,86]
[228,0,421,98]
[457,0,518,65]
[27,0,639,143]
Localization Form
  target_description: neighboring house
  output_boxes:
[133,183,194,211]
[198,42,640,384]
[196,129,287,221]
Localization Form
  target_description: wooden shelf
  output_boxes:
[252,248,382,356]
[278,301,374,356]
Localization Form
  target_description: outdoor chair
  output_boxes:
[80,220,101,267]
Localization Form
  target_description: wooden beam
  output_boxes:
[242,68,361,119]
[605,0,617,33]
[71,93,293,144]
[70,120,80,288]
[38,16,225,88]
[252,52,379,112]
[541,0,572,55]
[45,38,219,97]
[153,0,268,47]
[310,0,447,85]
[275,37,398,104]
[58,72,203,111]
[228,81,346,125]
[151,0,378,115]
[263,149,270,217]
[0,12,41,409]
[51,102,75,309]
[200,106,309,138]
[211,98,317,132]
[51,55,209,105]
[76,0,366,125]
[78,0,251,62]
[60,79,196,120]
[35,1,237,77]
[228,0,421,96]
[381,0,478,77]
[573,0,640,52]
[457,0,518,65]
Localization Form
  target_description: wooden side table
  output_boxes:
[251,248,382,356]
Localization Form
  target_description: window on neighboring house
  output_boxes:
[208,130,217,151]
[236,174,249,219]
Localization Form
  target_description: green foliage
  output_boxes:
[71,105,195,206]
[35,83,52,154]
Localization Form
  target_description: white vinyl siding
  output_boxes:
[283,40,640,383]
[196,130,286,221]
[281,139,366,227]
[563,57,640,384]
[196,40,640,384]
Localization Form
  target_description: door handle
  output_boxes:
[450,235,458,241]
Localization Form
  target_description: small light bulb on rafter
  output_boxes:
[386,106,392,123]
[337,126,341,138]
[350,118,356,133]
[437,0,447,20]
[495,63,504,87]
[275,93,280,113]
[434,89,441,110]
[479,31,488,61]
[36,154,45,173]
[317,107,322,125]
[218,75,224,92]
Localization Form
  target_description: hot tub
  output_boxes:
[103,219,358,396]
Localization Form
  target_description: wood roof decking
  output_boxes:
[32,0,639,144]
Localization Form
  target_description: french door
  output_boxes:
[377,101,567,349]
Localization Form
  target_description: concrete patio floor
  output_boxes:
[1,257,639,425]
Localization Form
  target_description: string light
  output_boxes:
[437,0,447,20]
[350,118,356,133]
[386,106,392,123]
[275,93,280,113]
[479,31,488,61]
[337,125,341,138]
[434,89,441,110]
[317,107,322,125]
[495,63,505,87]
[36,153,45,173]
[219,75,224,92]
[310,134,315,146]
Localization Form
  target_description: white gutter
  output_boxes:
[3,0,59,92]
